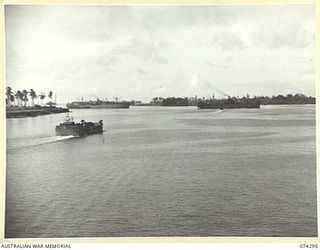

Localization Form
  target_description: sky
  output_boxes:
[5,4,316,103]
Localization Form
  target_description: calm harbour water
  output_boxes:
[5,105,317,237]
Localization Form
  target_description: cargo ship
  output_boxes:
[55,114,103,137]
[66,99,130,109]
[198,97,260,109]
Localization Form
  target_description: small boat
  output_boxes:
[55,114,103,137]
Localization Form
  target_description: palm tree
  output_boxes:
[6,87,14,106]
[48,91,53,101]
[14,90,23,106]
[47,91,54,106]
[39,92,46,106]
[29,89,37,107]
[22,89,29,107]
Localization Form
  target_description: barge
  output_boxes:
[55,114,103,137]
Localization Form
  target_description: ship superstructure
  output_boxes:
[67,99,130,109]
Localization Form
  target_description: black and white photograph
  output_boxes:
[4,3,317,239]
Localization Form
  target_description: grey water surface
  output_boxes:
[5,105,317,237]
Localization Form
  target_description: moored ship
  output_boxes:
[198,97,260,109]
[67,99,130,109]
[55,114,103,137]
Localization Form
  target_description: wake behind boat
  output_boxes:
[55,114,103,137]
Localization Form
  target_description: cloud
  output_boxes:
[225,56,233,63]
[152,56,168,64]
[136,5,237,29]
[190,73,198,87]
[5,4,316,102]
[300,73,315,81]
[213,32,247,50]
[206,62,231,69]
[254,20,314,49]
[134,68,147,75]
[107,37,168,65]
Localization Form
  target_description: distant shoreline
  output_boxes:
[5,103,316,118]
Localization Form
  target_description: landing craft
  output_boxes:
[55,114,103,137]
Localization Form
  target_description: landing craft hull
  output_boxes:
[55,129,82,137]
[55,121,103,137]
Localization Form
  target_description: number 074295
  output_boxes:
[300,244,318,249]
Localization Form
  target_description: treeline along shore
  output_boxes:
[135,93,315,106]
[5,87,69,118]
